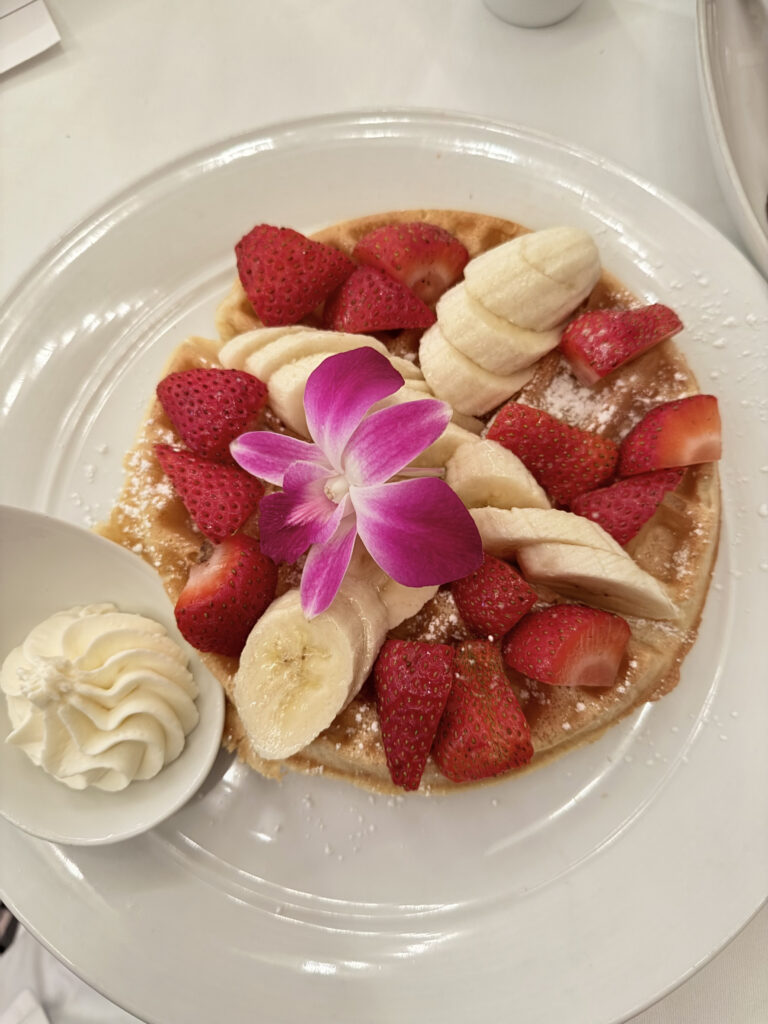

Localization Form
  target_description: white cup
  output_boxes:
[483,0,585,28]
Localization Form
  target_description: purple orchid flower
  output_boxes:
[230,347,483,618]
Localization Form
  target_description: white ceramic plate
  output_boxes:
[0,111,766,1024]
[696,0,768,277]
[0,506,226,845]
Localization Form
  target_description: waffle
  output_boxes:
[97,209,720,793]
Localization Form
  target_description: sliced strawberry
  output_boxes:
[486,402,619,507]
[618,395,722,476]
[570,468,684,545]
[561,304,683,385]
[235,224,355,326]
[156,368,267,462]
[373,638,455,791]
[451,554,537,637]
[502,604,630,688]
[353,222,469,304]
[432,640,533,783]
[323,266,437,334]
[155,444,264,543]
[175,534,277,657]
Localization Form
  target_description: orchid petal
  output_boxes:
[300,515,358,618]
[231,431,325,486]
[259,483,350,564]
[350,478,483,586]
[342,399,452,485]
[303,349,403,469]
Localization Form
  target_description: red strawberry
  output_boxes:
[432,640,533,783]
[452,554,537,637]
[235,224,354,326]
[157,368,267,462]
[373,639,455,791]
[502,604,631,688]
[618,395,722,476]
[174,534,277,657]
[561,304,683,385]
[353,222,469,304]
[486,402,619,507]
[323,266,437,333]
[570,468,684,545]
[155,444,264,542]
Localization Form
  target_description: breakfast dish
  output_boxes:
[98,208,721,795]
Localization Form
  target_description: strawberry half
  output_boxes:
[502,604,631,688]
[618,395,722,476]
[235,224,354,326]
[175,534,277,657]
[570,468,684,545]
[155,444,264,542]
[432,640,533,783]
[157,368,268,462]
[323,266,437,334]
[486,402,619,507]
[561,304,683,385]
[373,638,455,791]
[451,554,537,637]
[353,221,469,305]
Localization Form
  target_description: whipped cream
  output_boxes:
[1,603,199,791]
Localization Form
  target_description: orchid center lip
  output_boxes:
[323,474,350,504]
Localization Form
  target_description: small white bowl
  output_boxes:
[0,505,225,845]
[483,0,585,28]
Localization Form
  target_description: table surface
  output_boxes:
[0,1,765,1021]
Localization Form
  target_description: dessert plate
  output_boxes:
[0,506,226,845]
[0,111,766,1024]
[696,0,768,277]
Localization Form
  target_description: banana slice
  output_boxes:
[437,283,561,374]
[463,226,600,331]
[218,326,308,371]
[267,353,327,435]
[345,543,437,630]
[389,355,425,381]
[517,543,677,620]
[243,329,390,382]
[371,385,484,436]
[419,323,534,417]
[409,422,483,468]
[446,440,550,510]
[234,583,388,760]
[470,506,625,557]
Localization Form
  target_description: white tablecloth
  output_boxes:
[0,1,765,1021]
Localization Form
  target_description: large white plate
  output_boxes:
[696,0,768,277]
[0,111,766,1024]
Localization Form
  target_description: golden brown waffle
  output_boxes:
[98,210,720,794]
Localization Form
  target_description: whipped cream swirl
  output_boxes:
[1,603,199,791]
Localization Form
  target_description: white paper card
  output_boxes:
[0,0,60,75]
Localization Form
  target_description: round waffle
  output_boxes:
[98,209,720,793]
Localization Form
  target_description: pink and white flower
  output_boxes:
[231,348,482,617]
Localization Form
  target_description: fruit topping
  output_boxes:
[618,395,722,476]
[174,534,277,657]
[432,640,533,782]
[486,402,619,507]
[570,468,684,545]
[154,444,264,543]
[157,368,268,462]
[353,221,469,304]
[560,304,683,385]
[323,266,437,334]
[235,225,355,326]
[502,604,631,688]
[373,638,455,791]
[451,554,537,637]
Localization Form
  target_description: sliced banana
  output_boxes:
[371,384,484,436]
[463,226,600,331]
[419,323,535,417]
[218,326,307,371]
[378,578,439,630]
[409,421,483,468]
[470,506,625,557]
[389,355,425,381]
[267,353,327,435]
[446,440,550,510]
[234,582,388,760]
[516,542,676,620]
[244,329,390,382]
[437,283,561,374]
